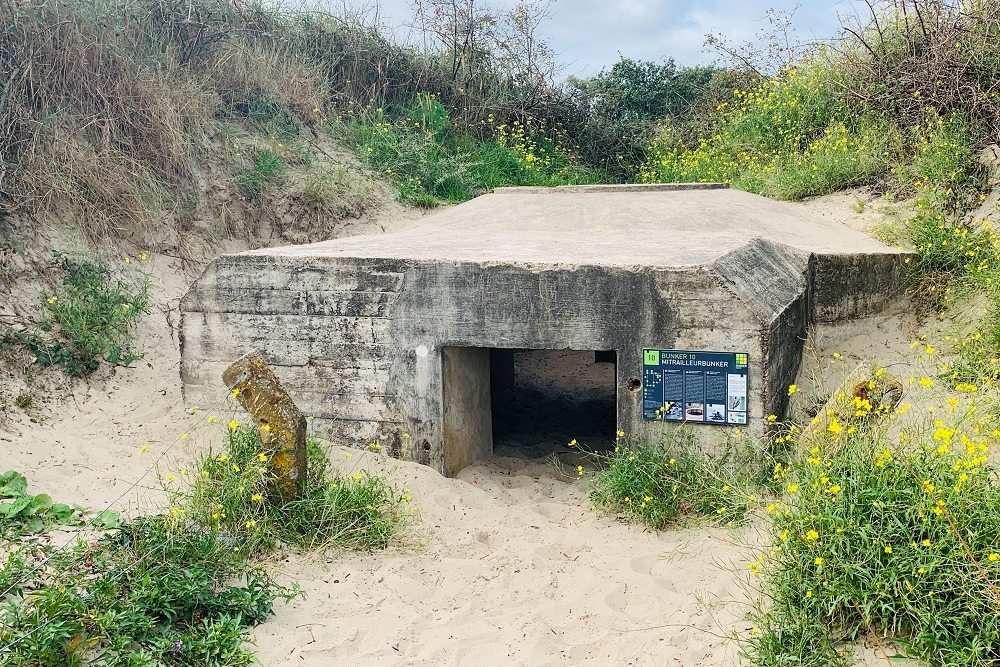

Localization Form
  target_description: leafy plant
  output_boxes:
[0,471,83,538]
[1,254,151,376]
[0,515,294,666]
[745,370,1000,666]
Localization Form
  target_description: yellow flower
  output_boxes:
[921,539,932,547]
[919,377,934,388]
[217,453,229,462]
[252,493,264,502]
[344,451,353,459]
[805,529,819,541]
[814,557,824,565]
[139,252,148,261]
[616,429,625,439]
[231,464,240,472]
[805,590,813,598]
[231,388,241,398]
[766,414,777,423]
[787,384,798,396]
[827,418,843,434]
[832,352,843,361]
[261,423,271,432]
[258,453,268,462]
[164,473,176,483]
[46,296,57,304]
[568,438,578,447]
[137,445,149,455]
[352,471,363,481]
[884,545,893,554]
[207,415,217,424]
[188,405,199,415]
[228,420,239,431]
[925,344,936,356]
[179,432,188,440]
[668,458,676,465]
[989,553,1000,562]
[766,503,778,514]
[245,520,257,528]
[788,484,800,494]
[577,465,585,476]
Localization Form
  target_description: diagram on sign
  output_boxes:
[642,349,749,425]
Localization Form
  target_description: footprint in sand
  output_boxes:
[630,553,679,593]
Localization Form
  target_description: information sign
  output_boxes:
[642,349,749,425]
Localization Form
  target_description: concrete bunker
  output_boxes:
[442,347,617,474]
[180,183,911,477]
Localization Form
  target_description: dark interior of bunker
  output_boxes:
[489,349,617,460]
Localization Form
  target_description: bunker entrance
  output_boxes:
[442,347,617,476]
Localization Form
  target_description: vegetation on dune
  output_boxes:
[0,419,409,665]
[1,254,151,376]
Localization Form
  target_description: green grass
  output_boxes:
[0,515,294,666]
[340,97,605,206]
[1,255,150,376]
[0,421,409,665]
[744,382,1000,666]
[589,431,757,529]
[177,425,409,554]
[235,149,286,199]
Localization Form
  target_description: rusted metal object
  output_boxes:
[797,364,904,456]
[222,349,307,497]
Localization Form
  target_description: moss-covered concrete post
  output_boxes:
[222,349,307,497]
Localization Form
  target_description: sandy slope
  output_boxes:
[251,450,756,666]
[0,193,922,666]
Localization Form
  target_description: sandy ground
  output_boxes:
[0,193,930,666]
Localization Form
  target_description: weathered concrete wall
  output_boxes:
[180,186,912,476]
[182,254,782,473]
[442,347,492,476]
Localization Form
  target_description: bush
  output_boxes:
[589,431,755,529]
[0,515,293,666]
[2,255,150,376]
[0,470,83,538]
[176,424,409,554]
[340,100,604,206]
[745,373,1000,666]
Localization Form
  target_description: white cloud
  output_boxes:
[305,0,867,75]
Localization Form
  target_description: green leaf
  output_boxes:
[0,470,28,497]
[90,509,121,529]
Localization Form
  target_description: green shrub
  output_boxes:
[745,380,1000,666]
[0,471,83,538]
[340,99,605,206]
[0,515,293,666]
[2,255,150,376]
[589,431,754,529]
[235,149,286,199]
[639,64,894,200]
[176,424,409,554]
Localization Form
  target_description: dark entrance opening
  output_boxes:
[441,347,618,476]
[489,349,617,460]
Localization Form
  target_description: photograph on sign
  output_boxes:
[642,349,749,425]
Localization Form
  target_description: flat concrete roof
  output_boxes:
[248,184,904,268]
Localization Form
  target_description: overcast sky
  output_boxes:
[315,0,868,76]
